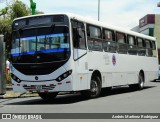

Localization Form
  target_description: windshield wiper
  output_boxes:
[16,28,23,60]
[50,24,55,33]
[43,24,56,50]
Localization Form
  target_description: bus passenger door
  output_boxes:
[71,20,88,90]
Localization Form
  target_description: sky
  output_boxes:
[0,0,160,29]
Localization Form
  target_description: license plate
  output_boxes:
[35,85,42,90]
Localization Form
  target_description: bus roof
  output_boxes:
[13,13,156,41]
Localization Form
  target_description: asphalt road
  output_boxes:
[0,81,160,121]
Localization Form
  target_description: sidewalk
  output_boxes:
[0,85,38,99]
[0,85,72,99]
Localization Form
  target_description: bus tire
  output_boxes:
[137,72,144,90]
[81,76,101,98]
[38,92,58,101]
[129,73,144,90]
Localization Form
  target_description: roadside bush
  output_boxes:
[6,73,11,84]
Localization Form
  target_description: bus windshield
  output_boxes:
[11,26,70,63]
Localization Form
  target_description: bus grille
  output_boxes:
[23,84,56,91]
[12,61,66,75]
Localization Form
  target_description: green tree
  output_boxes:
[0,7,8,17]
[0,18,12,54]
[9,0,29,20]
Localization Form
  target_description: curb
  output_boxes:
[0,85,38,99]
[0,91,74,99]
[0,85,73,99]
[0,91,38,99]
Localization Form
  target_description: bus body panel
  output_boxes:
[71,49,89,91]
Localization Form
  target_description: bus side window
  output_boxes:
[87,25,102,51]
[102,29,116,53]
[145,39,153,57]
[116,32,127,54]
[137,38,146,56]
[71,20,86,49]
[152,41,157,57]
[127,35,137,55]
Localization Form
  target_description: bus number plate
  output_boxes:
[35,85,42,90]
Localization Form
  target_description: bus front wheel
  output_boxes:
[81,76,101,98]
[38,92,58,101]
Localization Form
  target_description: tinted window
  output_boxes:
[128,35,136,45]
[87,26,101,38]
[152,41,156,50]
[137,38,146,56]
[87,25,102,51]
[152,41,157,57]
[116,32,127,54]
[103,29,115,41]
[127,35,137,55]
[116,32,126,43]
[145,39,152,57]
[145,40,151,48]
[137,38,144,47]
[71,20,86,49]
[103,29,116,52]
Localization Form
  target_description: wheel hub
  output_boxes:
[91,80,98,95]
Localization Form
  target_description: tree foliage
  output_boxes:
[0,7,8,16]
[0,17,12,56]
[9,0,29,20]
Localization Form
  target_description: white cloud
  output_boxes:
[98,0,160,29]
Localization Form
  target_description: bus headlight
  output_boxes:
[55,70,72,82]
[11,73,21,83]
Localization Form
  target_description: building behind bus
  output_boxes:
[131,14,160,63]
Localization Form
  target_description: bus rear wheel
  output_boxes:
[130,73,144,90]
[137,73,144,90]
[81,76,101,98]
[38,92,58,101]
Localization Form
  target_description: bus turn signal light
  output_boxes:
[11,73,22,83]
[55,70,72,82]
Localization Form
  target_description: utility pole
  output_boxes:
[30,0,36,15]
[0,35,6,95]
[157,2,160,7]
[98,0,100,21]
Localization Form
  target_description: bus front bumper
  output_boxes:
[12,76,73,93]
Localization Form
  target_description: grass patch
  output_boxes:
[6,73,11,84]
